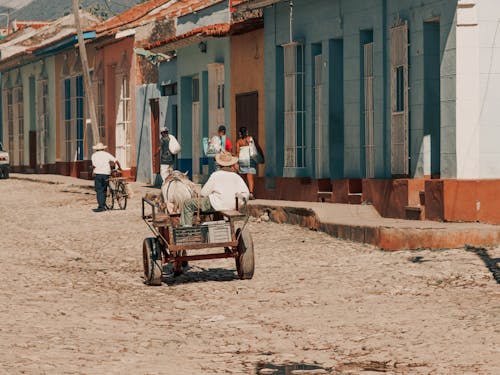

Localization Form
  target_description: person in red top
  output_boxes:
[218,125,232,152]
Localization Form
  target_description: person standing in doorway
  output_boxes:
[236,126,256,200]
[157,127,175,182]
[91,142,121,212]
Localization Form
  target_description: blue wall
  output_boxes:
[263,0,456,180]
[174,37,231,180]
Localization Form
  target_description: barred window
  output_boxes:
[283,42,305,168]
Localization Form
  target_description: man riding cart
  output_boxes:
[142,151,254,285]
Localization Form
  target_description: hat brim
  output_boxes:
[215,154,238,167]
[92,144,107,150]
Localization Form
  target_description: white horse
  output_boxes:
[161,171,199,214]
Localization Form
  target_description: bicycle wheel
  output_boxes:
[115,181,128,210]
[106,182,114,210]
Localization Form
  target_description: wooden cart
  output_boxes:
[141,194,254,286]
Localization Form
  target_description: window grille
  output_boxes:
[6,89,14,164]
[37,79,49,165]
[161,82,177,97]
[116,75,131,168]
[192,78,200,102]
[363,42,375,178]
[15,86,24,166]
[64,78,73,161]
[313,54,323,177]
[75,75,84,161]
[283,42,305,168]
[97,80,105,140]
[390,22,409,176]
[208,63,225,136]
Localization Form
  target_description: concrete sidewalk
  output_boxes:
[10,173,500,250]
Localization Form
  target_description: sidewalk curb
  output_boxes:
[246,203,500,251]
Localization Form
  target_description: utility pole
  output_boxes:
[72,0,100,145]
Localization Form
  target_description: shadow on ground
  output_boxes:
[256,362,332,374]
[465,245,500,284]
[162,266,238,286]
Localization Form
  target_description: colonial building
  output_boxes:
[0,12,100,175]
[148,0,264,183]
[234,0,500,224]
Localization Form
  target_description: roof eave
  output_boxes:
[34,30,96,56]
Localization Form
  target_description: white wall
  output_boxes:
[472,0,500,178]
[455,0,480,178]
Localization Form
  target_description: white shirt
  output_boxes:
[201,170,249,211]
[91,151,117,175]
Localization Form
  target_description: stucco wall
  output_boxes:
[1,56,57,166]
[264,0,457,180]
[474,0,500,178]
[175,37,231,178]
[230,28,265,175]
[176,1,229,35]
[135,84,160,184]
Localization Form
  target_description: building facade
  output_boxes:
[235,0,500,223]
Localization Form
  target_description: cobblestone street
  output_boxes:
[0,178,499,374]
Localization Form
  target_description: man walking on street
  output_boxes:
[91,142,120,212]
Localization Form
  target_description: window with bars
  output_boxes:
[363,42,375,178]
[208,63,225,136]
[283,42,305,169]
[97,80,105,140]
[64,78,73,161]
[116,75,131,168]
[37,79,49,165]
[15,87,24,166]
[6,89,14,163]
[217,83,224,109]
[313,53,323,177]
[75,75,84,161]
[390,22,409,176]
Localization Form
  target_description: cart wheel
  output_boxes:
[106,185,114,210]
[235,228,254,280]
[116,181,128,210]
[143,237,162,286]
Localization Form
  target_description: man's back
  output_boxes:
[201,170,249,211]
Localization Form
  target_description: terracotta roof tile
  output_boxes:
[145,22,230,50]
[95,0,224,37]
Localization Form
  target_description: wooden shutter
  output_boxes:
[390,22,409,176]
[314,54,323,177]
[207,63,225,136]
[364,42,375,178]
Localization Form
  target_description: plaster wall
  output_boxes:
[2,56,57,166]
[93,37,136,169]
[175,37,230,177]
[176,1,229,35]
[230,28,265,175]
[135,83,161,184]
[263,0,456,180]
[473,0,500,178]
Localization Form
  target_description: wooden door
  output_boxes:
[29,131,36,168]
[236,92,259,142]
[150,98,160,173]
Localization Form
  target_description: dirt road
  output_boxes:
[0,178,499,374]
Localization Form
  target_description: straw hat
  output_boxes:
[160,127,169,133]
[215,150,238,167]
[92,142,107,150]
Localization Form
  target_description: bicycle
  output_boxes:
[106,170,128,210]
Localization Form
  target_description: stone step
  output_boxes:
[347,193,363,204]
[405,205,422,220]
